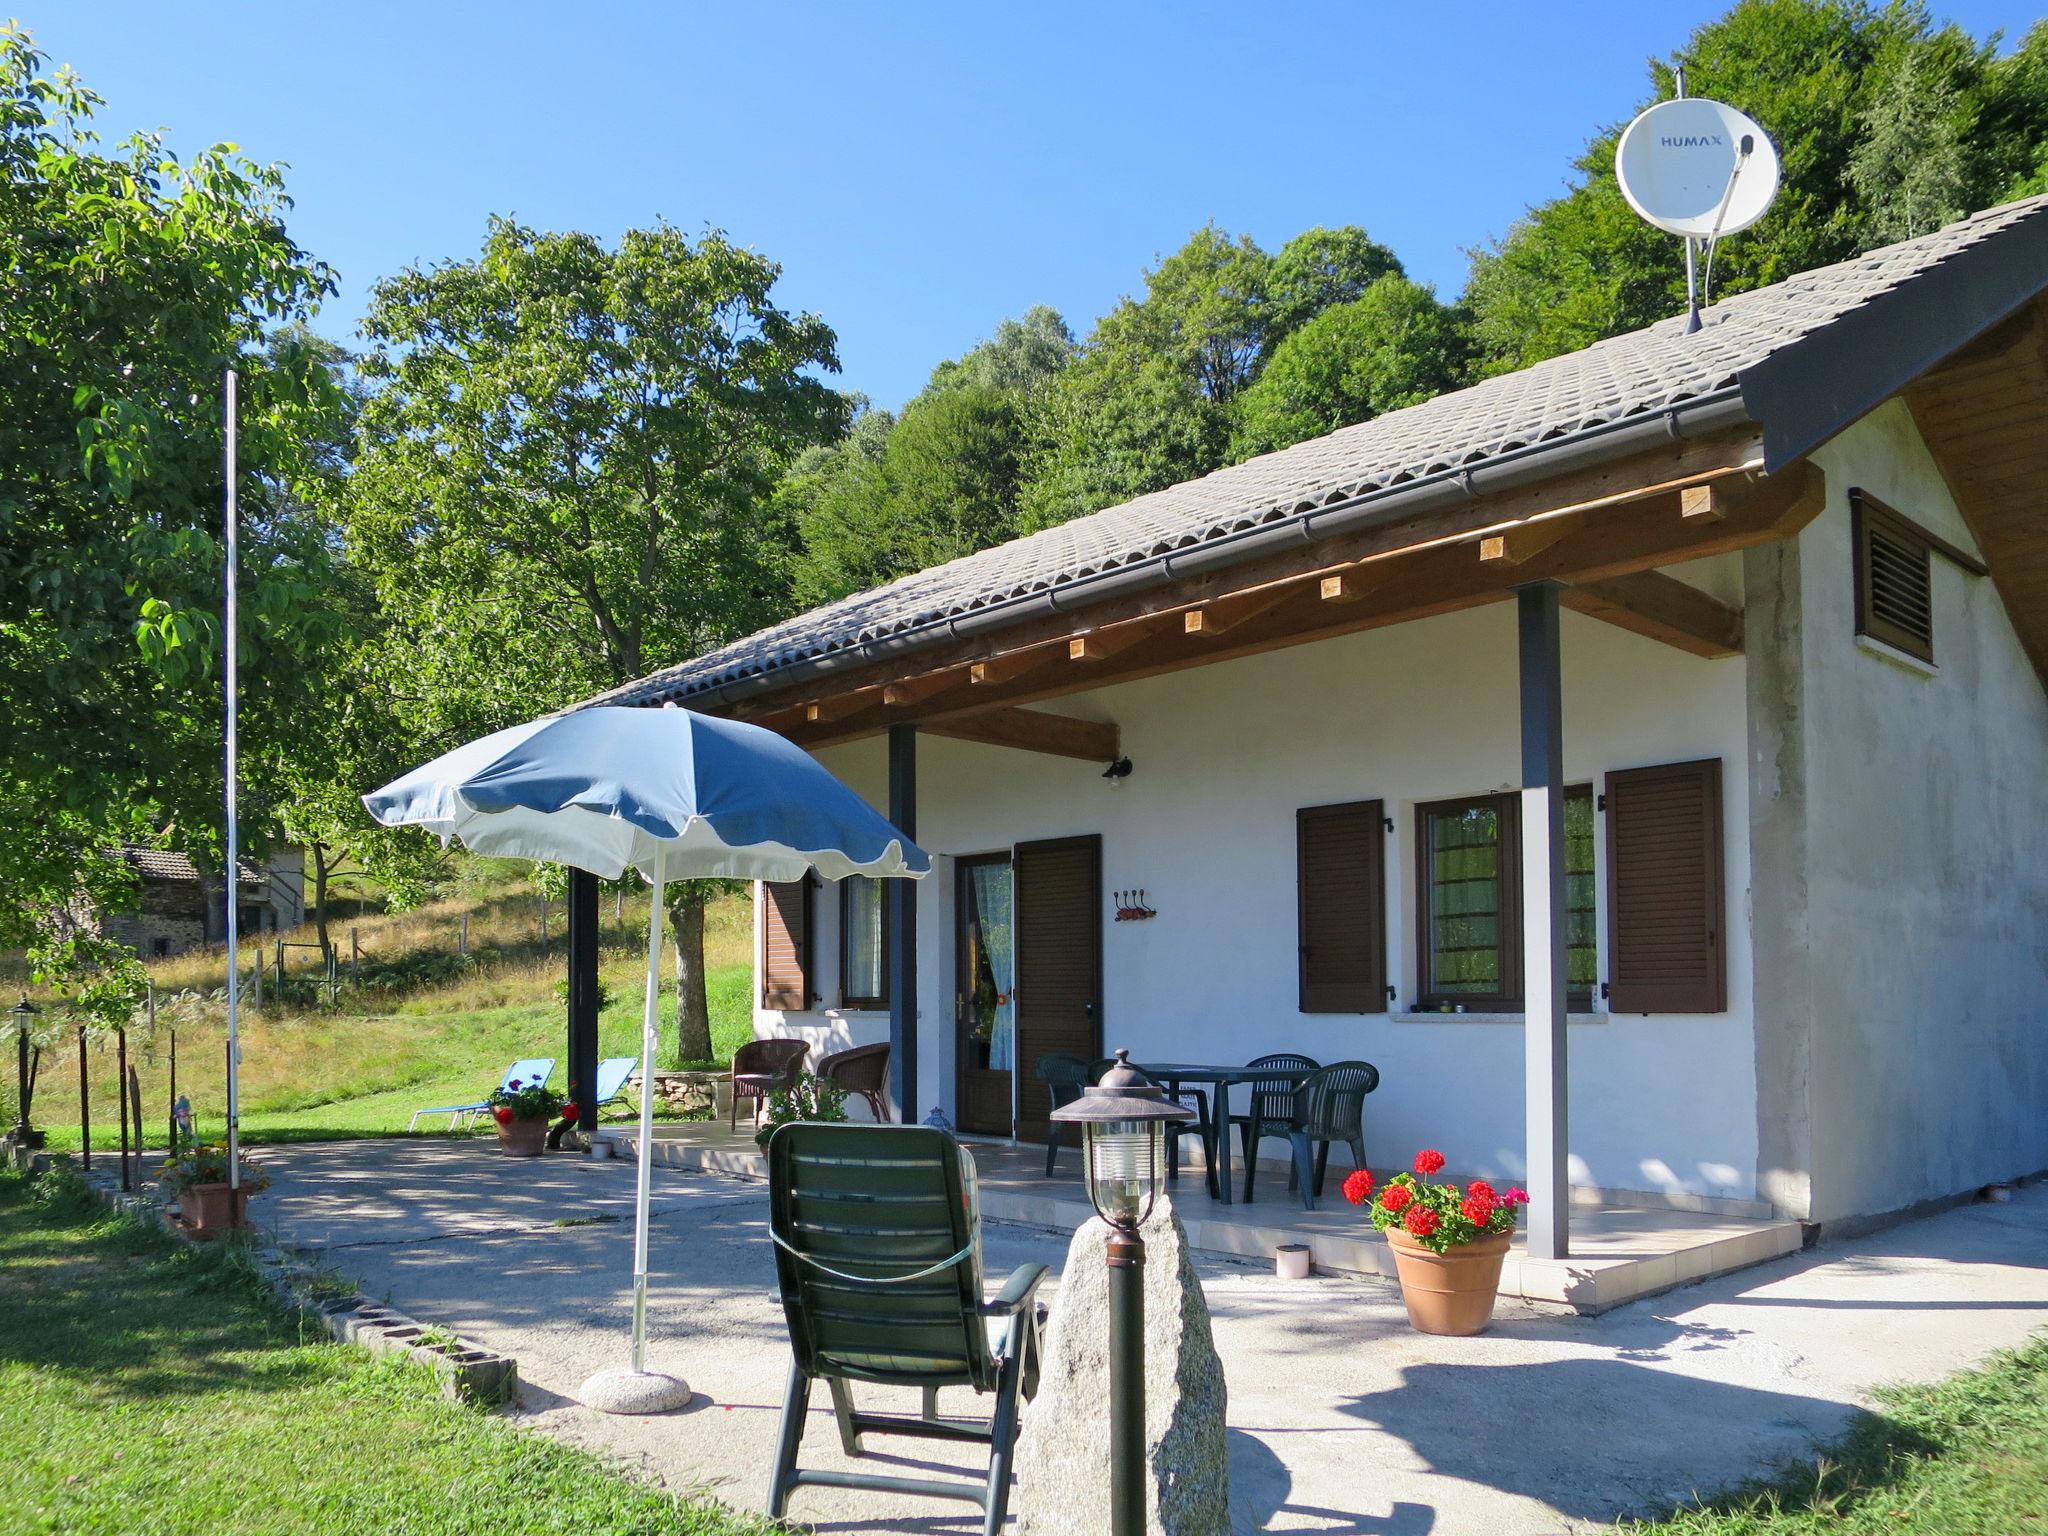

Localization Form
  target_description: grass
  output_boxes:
[0,1165,771,1536]
[1626,1332,2048,1534]
[12,871,758,1151]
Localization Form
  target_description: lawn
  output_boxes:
[0,1165,769,1536]
[1627,1333,2048,1534]
[14,877,757,1151]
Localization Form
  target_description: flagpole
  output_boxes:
[223,368,242,1210]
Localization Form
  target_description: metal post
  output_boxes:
[568,868,600,1143]
[117,1026,130,1192]
[887,724,918,1122]
[1517,582,1570,1260]
[223,368,242,1206]
[12,1027,27,1141]
[1107,1224,1146,1536]
[78,1027,90,1169]
[631,846,667,1373]
[166,1026,176,1153]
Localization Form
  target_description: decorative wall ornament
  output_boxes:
[1113,890,1157,922]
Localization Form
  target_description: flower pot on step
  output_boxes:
[495,1116,548,1157]
[182,1181,252,1233]
[1386,1228,1511,1335]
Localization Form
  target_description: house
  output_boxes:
[99,846,307,958]
[592,195,2048,1248]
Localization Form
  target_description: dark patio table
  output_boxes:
[1132,1061,1314,1205]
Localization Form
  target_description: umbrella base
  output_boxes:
[579,1365,693,1415]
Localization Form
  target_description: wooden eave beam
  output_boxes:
[1561,570,1744,658]
[969,647,1058,687]
[882,670,966,708]
[801,687,882,726]
[1183,585,1296,637]
[1069,622,1157,662]
[920,707,1119,763]
[1480,518,1575,565]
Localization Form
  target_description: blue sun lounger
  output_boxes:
[590,1056,638,1119]
[409,1057,556,1133]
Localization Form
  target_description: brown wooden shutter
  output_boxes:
[1297,800,1386,1013]
[1604,759,1725,1013]
[759,878,812,1010]
[1013,835,1103,1144]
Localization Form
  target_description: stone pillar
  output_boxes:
[1013,1198,1228,1535]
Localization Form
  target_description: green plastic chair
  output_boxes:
[765,1122,1048,1534]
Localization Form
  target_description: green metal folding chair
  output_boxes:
[764,1122,1047,1535]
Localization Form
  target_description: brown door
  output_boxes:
[1013,834,1102,1144]
[954,854,1014,1137]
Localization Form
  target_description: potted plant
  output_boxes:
[485,1075,566,1157]
[1345,1149,1529,1336]
[159,1141,270,1234]
[754,1071,849,1149]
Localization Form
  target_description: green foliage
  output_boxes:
[157,1140,272,1194]
[484,1073,566,1122]
[0,24,343,984]
[753,1070,850,1147]
[1462,2,2048,375]
[1231,277,1471,457]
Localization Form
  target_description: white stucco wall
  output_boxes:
[1782,402,2048,1221]
[759,584,1763,1203]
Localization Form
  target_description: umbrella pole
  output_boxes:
[631,846,665,1374]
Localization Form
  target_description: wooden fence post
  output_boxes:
[459,913,469,957]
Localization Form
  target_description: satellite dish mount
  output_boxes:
[1615,69,1781,333]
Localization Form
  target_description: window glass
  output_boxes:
[1566,787,1596,1004]
[842,875,886,1006]
[1424,800,1505,998]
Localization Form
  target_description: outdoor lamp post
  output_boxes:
[1047,1047,1192,1536]
[9,994,42,1151]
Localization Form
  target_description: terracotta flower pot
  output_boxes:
[181,1181,252,1233]
[495,1116,548,1157]
[1386,1227,1512,1336]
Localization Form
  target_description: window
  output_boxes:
[1416,796,1519,1009]
[1852,489,1935,664]
[839,874,889,1009]
[1414,788,1596,1012]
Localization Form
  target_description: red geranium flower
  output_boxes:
[1461,1193,1496,1226]
[1466,1179,1496,1201]
[1342,1168,1376,1206]
[1379,1183,1414,1213]
[561,1103,580,1124]
[1403,1205,1440,1238]
[1413,1148,1447,1176]
[493,1106,514,1125]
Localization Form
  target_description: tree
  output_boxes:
[1461,1,2048,375]
[1231,277,1471,459]
[0,24,343,985]
[1021,224,1407,526]
[347,218,846,1063]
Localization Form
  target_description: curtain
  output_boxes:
[971,862,1016,1072]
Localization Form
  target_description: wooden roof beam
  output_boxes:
[1184,584,1297,637]
[969,646,1058,687]
[1318,570,1385,605]
[1561,570,1744,658]
[1480,518,1575,565]
[801,687,884,726]
[1069,622,1157,663]
[922,707,1120,763]
[882,669,967,708]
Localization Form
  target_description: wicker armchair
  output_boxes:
[731,1038,812,1129]
[817,1042,891,1122]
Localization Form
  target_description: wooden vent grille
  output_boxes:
[1296,800,1386,1013]
[1853,492,1935,663]
[760,878,812,1010]
[1604,759,1725,1014]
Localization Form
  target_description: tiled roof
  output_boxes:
[118,846,267,887]
[603,194,2048,708]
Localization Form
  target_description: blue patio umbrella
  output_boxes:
[365,704,928,1412]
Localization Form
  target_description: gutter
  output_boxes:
[651,387,1754,710]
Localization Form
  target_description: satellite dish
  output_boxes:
[1615,97,1780,240]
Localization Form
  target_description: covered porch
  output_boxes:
[623,1121,1802,1313]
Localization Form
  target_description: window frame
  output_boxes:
[837,873,891,1011]
[1412,787,1596,1013]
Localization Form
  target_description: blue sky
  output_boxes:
[39,2,2039,409]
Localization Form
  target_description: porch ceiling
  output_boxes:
[745,442,1823,751]
[1906,293,2048,689]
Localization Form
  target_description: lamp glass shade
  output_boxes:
[1083,1118,1162,1226]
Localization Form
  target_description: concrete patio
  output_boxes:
[628,1121,1803,1313]
[246,1136,2048,1534]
